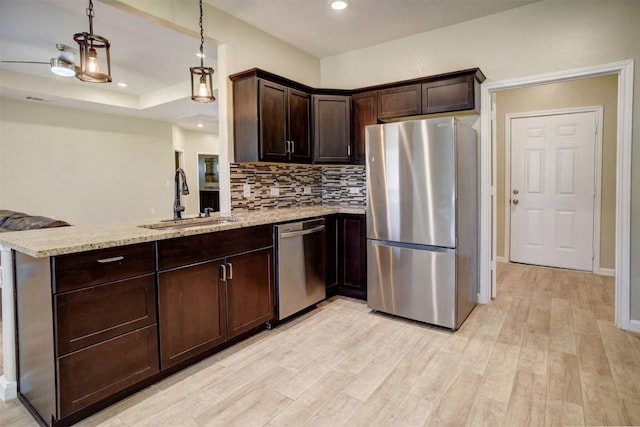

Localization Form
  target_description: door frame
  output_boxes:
[503,106,604,274]
[479,59,635,332]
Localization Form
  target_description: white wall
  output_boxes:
[321,0,640,320]
[171,126,220,216]
[0,98,174,225]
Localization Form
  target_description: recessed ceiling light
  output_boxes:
[117,82,128,87]
[330,0,348,10]
[197,123,204,128]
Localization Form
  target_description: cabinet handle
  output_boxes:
[227,262,233,279]
[285,140,290,154]
[347,145,351,156]
[220,264,227,281]
[96,256,124,264]
[290,140,295,154]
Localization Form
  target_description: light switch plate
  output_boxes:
[243,184,251,198]
[270,187,280,196]
[303,186,312,195]
[349,187,360,194]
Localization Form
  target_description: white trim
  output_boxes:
[480,59,634,331]
[496,256,507,263]
[490,94,498,300]
[503,106,604,274]
[0,245,17,402]
[629,320,640,334]
[598,268,615,277]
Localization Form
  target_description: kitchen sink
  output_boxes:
[139,216,243,230]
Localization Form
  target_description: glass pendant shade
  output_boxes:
[190,65,215,102]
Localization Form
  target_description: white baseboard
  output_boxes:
[629,320,640,334]
[0,376,17,402]
[597,268,615,277]
[496,256,507,263]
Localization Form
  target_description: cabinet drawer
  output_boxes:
[422,76,477,114]
[54,242,156,293]
[157,225,273,270]
[56,274,157,355]
[57,325,159,417]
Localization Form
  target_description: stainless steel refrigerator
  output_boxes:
[366,117,478,330]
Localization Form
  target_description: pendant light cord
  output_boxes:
[87,0,95,35]
[199,0,204,68]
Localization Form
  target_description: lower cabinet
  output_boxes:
[326,214,367,300]
[157,227,274,371]
[159,261,227,369]
[15,228,274,426]
[159,247,274,370]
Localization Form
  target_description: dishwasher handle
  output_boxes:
[279,225,325,239]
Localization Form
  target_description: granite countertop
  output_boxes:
[0,205,365,258]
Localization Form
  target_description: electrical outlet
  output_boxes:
[303,186,312,195]
[243,184,251,198]
[349,187,360,194]
[270,187,280,197]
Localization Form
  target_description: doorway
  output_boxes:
[507,109,602,271]
[479,60,634,331]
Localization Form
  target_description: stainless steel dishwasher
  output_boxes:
[275,218,326,320]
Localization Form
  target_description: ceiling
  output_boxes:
[0,0,540,133]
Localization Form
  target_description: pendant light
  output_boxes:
[74,0,112,83]
[190,0,215,102]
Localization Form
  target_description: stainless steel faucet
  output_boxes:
[173,168,190,220]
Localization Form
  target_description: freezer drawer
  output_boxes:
[367,240,456,329]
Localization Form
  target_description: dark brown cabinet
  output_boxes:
[156,225,274,369]
[231,69,311,163]
[377,84,422,119]
[325,214,367,300]
[339,214,367,299]
[422,75,480,114]
[49,243,159,419]
[351,91,377,165]
[158,261,227,369]
[225,248,274,338]
[312,94,351,163]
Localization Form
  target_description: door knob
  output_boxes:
[512,199,519,205]
[513,189,519,195]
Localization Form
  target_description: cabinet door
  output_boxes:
[313,94,352,163]
[158,261,227,369]
[325,215,339,295]
[226,248,274,339]
[58,325,159,418]
[340,215,367,300]
[422,76,477,114]
[377,84,421,119]
[259,80,288,161]
[351,91,377,165]
[288,88,312,163]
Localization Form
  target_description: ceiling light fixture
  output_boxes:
[190,0,215,103]
[74,0,112,83]
[50,44,76,77]
[330,0,349,10]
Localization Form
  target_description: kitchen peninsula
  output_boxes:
[0,205,363,426]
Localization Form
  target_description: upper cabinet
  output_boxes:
[351,91,377,165]
[377,84,422,119]
[231,70,311,163]
[312,94,351,163]
[230,68,485,165]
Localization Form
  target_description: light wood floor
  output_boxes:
[2,263,639,426]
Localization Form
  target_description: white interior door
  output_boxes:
[510,111,596,271]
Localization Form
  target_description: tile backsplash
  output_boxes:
[230,163,365,210]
